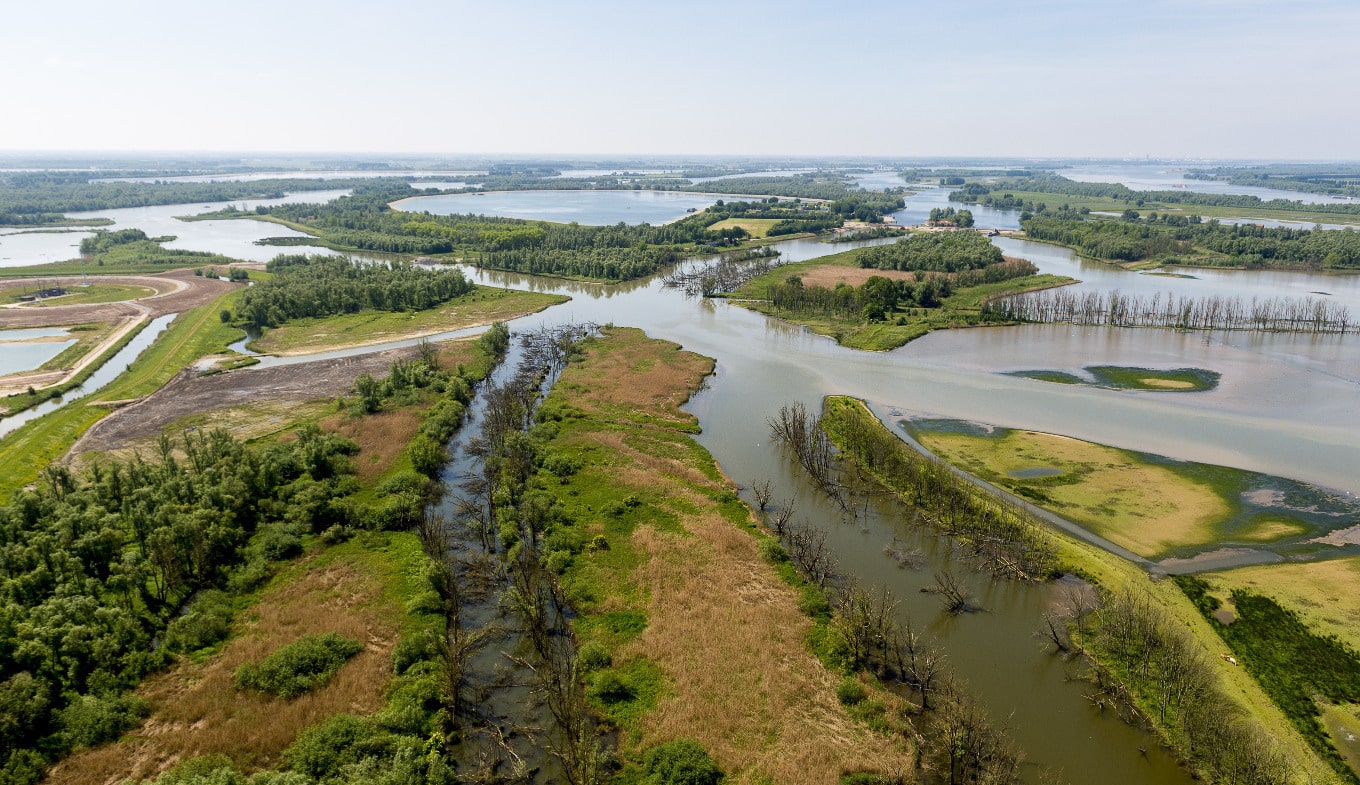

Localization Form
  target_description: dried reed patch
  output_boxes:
[322,407,425,484]
[624,516,909,784]
[44,558,399,785]
[566,328,714,426]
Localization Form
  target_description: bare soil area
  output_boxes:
[0,270,240,328]
[71,343,424,457]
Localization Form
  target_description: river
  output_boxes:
[6,172,1359,781]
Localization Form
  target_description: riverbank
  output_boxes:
[536,327,913,783]
[821,396,1336,783]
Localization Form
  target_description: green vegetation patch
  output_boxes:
[1178,576,1360,781]
[729,239,1072,351]
[233,632,364,699]
[1006,365,1221,392]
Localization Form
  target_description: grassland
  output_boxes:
[705,217,781,238]
[1201,556,1360,654]
[905,422,1335,558]
[250,287,566,355]
[538,327,911,783]
[727,243,1073,351]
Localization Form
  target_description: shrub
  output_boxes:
[589,670,635,704]
[234,633,363,699]
[55,693,150,749]
[282,714,377,779]
[642,738,724,785]
[578,641,613,671]
[391,632,438,675]
[164,591,233,653]
[836,677,867,706]
[258,527,303,561]
[757,537,788,564]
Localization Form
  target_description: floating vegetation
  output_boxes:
[1006,365,1221,393]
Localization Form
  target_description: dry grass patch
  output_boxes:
[1204,556,1360,653]
[798,264,919,288]
[705,218,781,239]
[562,327,714,427]
[44,555,399,785]
[917,428,1227,557]
[322,407,424,485]
[624,513,909,785]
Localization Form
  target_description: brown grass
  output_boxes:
[561,327,713,427]
[322,407,425,485]
[44,556,399,784]
[553,327,911,784]
[623,506,910,785]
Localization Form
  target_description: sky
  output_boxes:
[3,0,1358,160]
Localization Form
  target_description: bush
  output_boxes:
[164,591,233,653]
[406,434,447,478]
[589,670,635,704]
[578,641,613,671]
[391,633,439,675]
[757,537,788,564]
[258,527,303,561]
[836,677,867,706]
[55,693,150,749]
[234,633,363,699]
[642,738,723,785]
[226,558,272,593]
[283,714,377,779]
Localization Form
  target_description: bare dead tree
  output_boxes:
[751,478,773,511]
[930,570,980,615]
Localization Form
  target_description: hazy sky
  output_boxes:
[4,0,1357,159]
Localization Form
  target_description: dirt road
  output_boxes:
[0,270,240,328]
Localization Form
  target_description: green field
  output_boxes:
[705,217,781,238]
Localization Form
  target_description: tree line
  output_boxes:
[988,289,1355,334]
[1022,214,1360,269]
[957,174,1360,217]
[0,171,397,225]
[233,254,476,329]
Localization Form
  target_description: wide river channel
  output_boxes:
[6,178,1360,782]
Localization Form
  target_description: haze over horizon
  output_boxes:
[4,0,1358,160]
